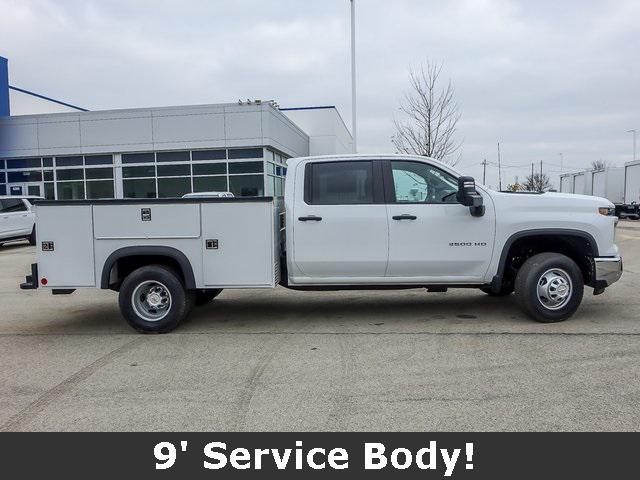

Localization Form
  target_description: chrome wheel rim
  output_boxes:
[132,281,172,322]
[536,268,572,311]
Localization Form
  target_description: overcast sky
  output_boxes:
[1,0,639,187]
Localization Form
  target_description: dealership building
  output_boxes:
[0,56,352,199]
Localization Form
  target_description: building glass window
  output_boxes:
[229,161,263,174]
[86,168,114,180]
[228,148,263,159]
[87,180,115,199]
[43,158,53,167]
[123,166,155,178]
[57,181,85,200]
[192,149,226,161]
[193,176,227,193]
[8,171,43,183]
[122,152,155,164]
[266,176,275,196]
[56,156,84,167]
[84,155,113,166]
[56,169,84,181]
[156,151,190,163]
[0,172,5,183]
[158,177,191,198]
[193,163,226,175]
[43,170,54,181]
[157,164,190,177]
[276,177,284,197]
[6,158,41,169]
[0,185,5,196]
[229,174,264,197]
[124,179,156,198]
[44,183,55,200]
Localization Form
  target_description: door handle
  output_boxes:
[392,214,417,220]
[298,215,323,222]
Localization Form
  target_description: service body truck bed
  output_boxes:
[34,197,281,291]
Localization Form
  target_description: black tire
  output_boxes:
[118,265,194,333]
[514,252,584,323]
[481,284,513,296]
[194,289,223,306]
[28,227,36,246]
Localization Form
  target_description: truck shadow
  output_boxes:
[185,290,530,329]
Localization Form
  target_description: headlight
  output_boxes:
[598,206,615,216]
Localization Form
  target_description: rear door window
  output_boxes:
[1,199,28,213]
[307,161,375,205]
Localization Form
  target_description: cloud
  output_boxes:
[1,0,638,187]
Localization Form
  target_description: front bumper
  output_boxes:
[594,256,622,288]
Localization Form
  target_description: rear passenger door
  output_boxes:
[291,160,389,283]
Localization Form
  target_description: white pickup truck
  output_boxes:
[20,154,622,333]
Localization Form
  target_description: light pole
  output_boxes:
[350,0,357,153]
[628,129,637,161]
[558,153,564,172]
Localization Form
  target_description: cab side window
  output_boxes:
[0,199,28,213]
[391,161,458,204]
[307,161,374,205]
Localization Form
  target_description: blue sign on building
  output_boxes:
[0,56,9,116]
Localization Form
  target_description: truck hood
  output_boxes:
[487,190,614,211]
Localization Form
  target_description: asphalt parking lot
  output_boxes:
[1,222,639,432]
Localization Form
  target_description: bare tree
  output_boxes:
[392,61,462,165]
[524,172,552,192]
[591,159,609,170]
[505,182,524,192]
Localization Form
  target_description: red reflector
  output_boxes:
[41,278,48,286]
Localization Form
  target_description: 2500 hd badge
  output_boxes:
[449,242,487,247]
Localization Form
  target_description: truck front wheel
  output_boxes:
[119,265,194,333]
[514,253,584,323]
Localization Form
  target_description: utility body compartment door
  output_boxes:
[201,200,276,287]
[36,205,96,287]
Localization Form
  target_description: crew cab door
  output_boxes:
[384,159,495,283]
[290,159,389,283]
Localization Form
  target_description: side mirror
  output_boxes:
[456,176,485,217]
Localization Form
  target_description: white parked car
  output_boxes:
[0,196,39,247]
[21,154,622,332]
[182,191,234,198]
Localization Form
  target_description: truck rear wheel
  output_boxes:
[514,252,584,323]
[119,265,194,333]
[194,289,223,306]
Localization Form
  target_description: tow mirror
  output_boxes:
[456,176,485,217]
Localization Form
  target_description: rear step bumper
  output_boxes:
[20,263,38,290]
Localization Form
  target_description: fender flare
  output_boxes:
[100,246,196,289]
[491,228,599,291]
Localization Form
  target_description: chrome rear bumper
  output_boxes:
[594,256,622,287]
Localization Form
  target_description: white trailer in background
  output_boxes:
[621,160,640,219]
[560,171,588,195]
[591,168,625,204]
[573,172,586,195]
[560,175,574,194]
[625,161,640,204]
